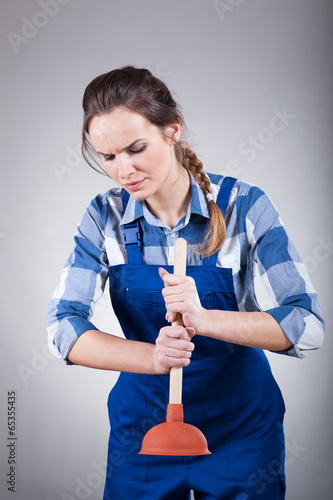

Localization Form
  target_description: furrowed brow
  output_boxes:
[97,138,146,157]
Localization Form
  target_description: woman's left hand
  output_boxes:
[159,267,205,334]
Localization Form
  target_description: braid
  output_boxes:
[180,145,227,256]
[181,146,211,195]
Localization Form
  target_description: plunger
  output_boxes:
[139,238,211,456]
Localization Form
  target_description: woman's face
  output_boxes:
[89,108,181,202]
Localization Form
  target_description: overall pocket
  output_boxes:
[125,288,166,342]
[125,287,214,343]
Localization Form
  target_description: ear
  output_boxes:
[164,121,181,145]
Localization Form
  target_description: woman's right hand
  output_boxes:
[152,325,195,375]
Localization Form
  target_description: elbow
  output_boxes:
[298,314,326,351]
[46,323,63,360]
[310,326,325,350]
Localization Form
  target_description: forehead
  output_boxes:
[89,108,154,149]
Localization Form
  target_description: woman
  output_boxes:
[46,66,325,499]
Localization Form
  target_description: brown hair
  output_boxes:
[81,66,226,256]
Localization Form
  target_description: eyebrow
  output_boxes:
[96,138,146,157]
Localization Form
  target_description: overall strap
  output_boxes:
[216,176,237,217]
[121,190,142,264]
[203,176,237,267]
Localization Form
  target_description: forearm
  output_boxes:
[199,310,293,352]
[67,329,156,373]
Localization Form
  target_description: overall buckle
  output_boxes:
[123,223,141,248]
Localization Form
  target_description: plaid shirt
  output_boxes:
[46,172,325,361]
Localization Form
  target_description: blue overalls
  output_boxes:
[103,177,286,500]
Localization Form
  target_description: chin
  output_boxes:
[127,190,149,202]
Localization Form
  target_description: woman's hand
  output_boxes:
[159,267,206,334]
[152,325,195,375]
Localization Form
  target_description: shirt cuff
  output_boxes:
[54,317,99,364]
[271,344,305,359]
[265,305,306,359]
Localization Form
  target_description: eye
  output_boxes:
[101,144,146,162]
[130,145,146,155]
[104,154,115,162]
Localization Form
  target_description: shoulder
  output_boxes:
[89,186,123,211]
[75,187,125,244]
[206,172,280,229]
[85,186,124,225]
[206,172,266,205]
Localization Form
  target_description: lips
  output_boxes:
[124,179,145,191]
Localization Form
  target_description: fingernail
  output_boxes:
[186,327,196,334]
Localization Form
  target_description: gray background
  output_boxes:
[1,0,332,499]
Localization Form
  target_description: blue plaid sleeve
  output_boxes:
[242,185,326,359]
[45,194,110,362]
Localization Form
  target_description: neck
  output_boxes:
[145,168,191,229]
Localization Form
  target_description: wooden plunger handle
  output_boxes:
[169,238,187,405]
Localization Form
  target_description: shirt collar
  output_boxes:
[120,171,210,226]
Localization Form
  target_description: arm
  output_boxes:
[46,193,194,373]
[66,329,156,372]
[66,327,194,374]
[159,185,325,357]
[201,310,292,351]
[160,270,292,351]
[202,310,293,351]
[46,194,110,362]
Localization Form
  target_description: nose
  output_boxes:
[117,154,136,180]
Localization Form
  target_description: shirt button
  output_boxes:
[170,233,175,238]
